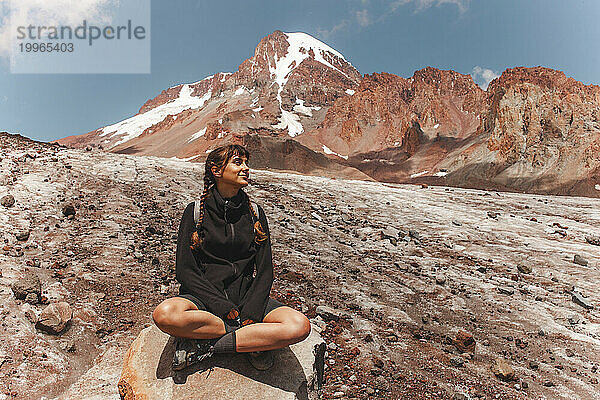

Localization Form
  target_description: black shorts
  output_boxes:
[177,292,286,320]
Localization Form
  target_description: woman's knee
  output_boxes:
[283,313,311,343]
[152,299,188,328]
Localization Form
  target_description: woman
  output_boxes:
[152,144,311,371]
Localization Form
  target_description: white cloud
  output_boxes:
[406,0,469,14]
[471,65,500,90]
[0,0,115,59]
[318,0,469,38]
[355,9,370,27]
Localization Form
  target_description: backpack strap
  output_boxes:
[193,200,259,226]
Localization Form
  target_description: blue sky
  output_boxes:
[0,0,598,142]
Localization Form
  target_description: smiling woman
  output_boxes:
[152,144,311,371]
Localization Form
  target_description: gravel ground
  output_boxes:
[1,132,600,399]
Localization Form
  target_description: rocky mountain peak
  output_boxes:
[488,66,585,93]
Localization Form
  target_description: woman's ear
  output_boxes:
[211,165,223,178]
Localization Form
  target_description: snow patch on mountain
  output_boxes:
[234,87,246,97]
[270,31,350,137]
[273,110,303,137]
[293,98,321,117]
[410,170,430,178]
[187,127,207,143]
[99,85,212,148]
[322,144,348,160]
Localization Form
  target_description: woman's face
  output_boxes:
[214,154,250,187]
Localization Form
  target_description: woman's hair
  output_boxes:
[190,144,268,251]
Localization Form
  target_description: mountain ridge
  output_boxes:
[56,30,600,197]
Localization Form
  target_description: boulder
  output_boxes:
[490,357,515,381]
[36,302,72,334]
[118,324,325,400]
[1,194,15,207]
[11,271,41,301]
[453,330,475,353]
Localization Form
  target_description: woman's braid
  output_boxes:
[189,171,215,251]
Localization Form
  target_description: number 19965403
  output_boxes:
[19,42,74,52]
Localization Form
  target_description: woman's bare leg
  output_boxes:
[153,299,311,351]
[152,297,226,339]
[234,307,311,352]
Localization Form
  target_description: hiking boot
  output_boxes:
[246,351,274,371]
[172,337,218,371]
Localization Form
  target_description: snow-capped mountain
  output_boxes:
[57,31,600,197]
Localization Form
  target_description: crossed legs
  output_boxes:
[152,297,311,352]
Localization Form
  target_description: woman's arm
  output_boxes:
[239,205,274,323]
[176,202,238,319]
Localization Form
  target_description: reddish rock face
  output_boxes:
[477,67,600,194]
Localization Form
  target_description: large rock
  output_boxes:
[10,271,41,301]
[118,324,325,400]
[36,302,73,334]
[490,357,516,381]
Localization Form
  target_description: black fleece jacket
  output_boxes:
[176,186,274,322]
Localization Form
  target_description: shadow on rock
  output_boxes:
[156,336,309,398]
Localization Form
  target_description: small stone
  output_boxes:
[497,287,514,295]
[522,381,529,389]
[408,230,421,240]
[436,275,446,285]
[315,305,340,322]
[36,302,72,334]
[565,348,575,357]
[572,291,593,309]
[1,194,15,208]
[517,263,532,274]
[374,376,389,391]
[450,356,465,367]
[491,357,515,381]
[366,387,375,395]
[381,227,400,239]
[573,254,588,266]
[333,392,344,398]
[453,330,475,353]
[543,380,554,387]
[24,292,38,304]
[476,266,487,273]
[62,204,76,217]
[15,231,30,242]
[528,361,539,370]
[586,235,600,246]
[452,220,462,226]
[487,211,499,219]
[327,342,338,351]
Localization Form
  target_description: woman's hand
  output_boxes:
[226,309,239,320]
